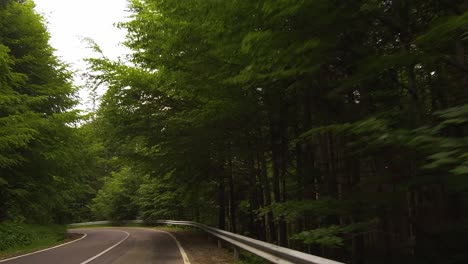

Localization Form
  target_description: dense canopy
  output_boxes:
[1,0,468,263]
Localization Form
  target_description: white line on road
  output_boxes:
[0,233,88,263]
[140,228,191,264]
[79,230,130,264]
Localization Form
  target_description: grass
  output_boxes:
[234,250,270,264]
[0,222,68,260]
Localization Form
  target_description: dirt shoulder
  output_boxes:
[156,227,236,264]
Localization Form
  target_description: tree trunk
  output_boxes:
[455,38,468,100]
[270,121,288,247]
[248,147,265,240]
[259,147,277,243]
[228,157,237,233]
[218,169,226,230]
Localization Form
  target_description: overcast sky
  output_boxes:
[33,0,131,111]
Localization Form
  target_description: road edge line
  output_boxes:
[141,228,191,264]
[0,233,88,263]
[79,230,130,264]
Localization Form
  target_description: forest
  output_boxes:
[1,0,468,263]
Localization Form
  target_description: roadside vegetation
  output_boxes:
[0,223,66,258]
[235,254,269,264]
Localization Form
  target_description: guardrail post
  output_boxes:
[233,246,239,260]
[217,239,222,248]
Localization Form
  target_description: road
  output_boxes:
[0,227,189,264]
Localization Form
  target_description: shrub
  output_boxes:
[0,222,66,252]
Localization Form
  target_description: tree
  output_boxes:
[0,0,82,223]
[87,0,468,263]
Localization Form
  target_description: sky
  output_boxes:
[33,0,132,111]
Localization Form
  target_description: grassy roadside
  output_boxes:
[0,222,71,260]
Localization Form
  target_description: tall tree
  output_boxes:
[0,0,82,223]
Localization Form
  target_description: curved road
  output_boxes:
[0,228,188,264]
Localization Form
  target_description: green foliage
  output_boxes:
[0,222,65,252]
[292,219,379,248]
[401,104,468,195]
[84,0,468,263]
[0,0,85,224]
[292,226,344,248]
[416,11,468,46]
[259,199,353,222]
[90,167,142,221]
[136,175,184,220]
[236,250,270,264]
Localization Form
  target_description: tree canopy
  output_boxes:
[87,1,468,263]
[1,0,468,263]
[0,0,103,224]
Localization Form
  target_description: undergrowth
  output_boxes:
[0,222,66,256]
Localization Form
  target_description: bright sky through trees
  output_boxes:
[33,0,130,110]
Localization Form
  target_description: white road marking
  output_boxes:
[0,233,87,263]
[139,228,191,264]
[79,230,130,264]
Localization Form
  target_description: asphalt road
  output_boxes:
[0,227,187,264]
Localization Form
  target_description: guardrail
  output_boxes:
[68,220,345,264]
[69,220,143,226]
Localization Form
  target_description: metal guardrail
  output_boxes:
[69,220,143,226]
[68,220,345,264]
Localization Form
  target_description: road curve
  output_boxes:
[0,227,187,264]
